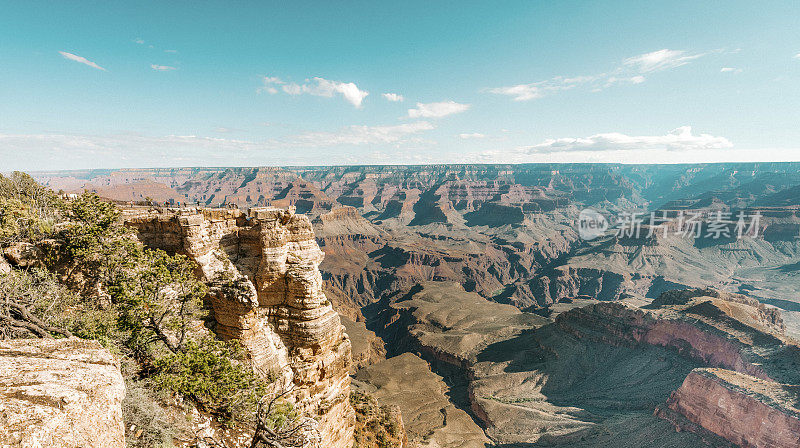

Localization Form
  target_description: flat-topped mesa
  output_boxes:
[125,206,354,448]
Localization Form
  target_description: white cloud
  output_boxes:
[623,49,704,73]
[630,75,646,84]
[58,51,106,71]
[263,76,284,84]
[489,49,706,101]
[720,67,742,73]
[603,75,647,88]
[382,93,404,102]
[794,53,800,59]
[263,76,369,108]
[151,64,177,71]
[458,133,485,139]
[164,49,178,54]
[487,84,545,101]
[133,38,145,45]
[408,101,470,118]
[524,127,732,153]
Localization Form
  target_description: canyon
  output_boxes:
[13,162,800,447]
[36,163,800,316]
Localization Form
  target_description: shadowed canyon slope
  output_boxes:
[368,282,800,447]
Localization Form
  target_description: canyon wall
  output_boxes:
[557,296,800,448]
[125,207,354,448]
[658,369,800,448]
[555,301,773,379]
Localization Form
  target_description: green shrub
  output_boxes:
[1,175,271,434]
[151,337,265,427]
[0,172,62,243]
[114,248,208,356]
[59,192,140,285]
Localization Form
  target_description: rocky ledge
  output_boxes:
[0,338,126,448]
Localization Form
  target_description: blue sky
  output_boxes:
[1,0,799,170]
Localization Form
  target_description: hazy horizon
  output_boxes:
[13,160,800,177]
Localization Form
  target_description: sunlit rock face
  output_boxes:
[658,368,800,448]
[0,338,126,448]
[126,207,355,448]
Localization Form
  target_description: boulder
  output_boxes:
[3,242,44,268]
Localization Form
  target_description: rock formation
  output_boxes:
[557,291,800,448]
[3,242,44,269]
[0,338,126,448]
[36,163,800,310]
[657,368,800,448]
[125,207,354,448]
[369,282,800,446]
[372,282,706,446]
[341,316,386,372]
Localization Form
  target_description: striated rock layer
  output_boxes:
[657,368,800,448]
[557,292,800,448]
[0,338,126,448]
[125,207,354,448]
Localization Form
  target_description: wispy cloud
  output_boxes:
[489,49,707,101]
[133,38,145,45]
[488,84,548,101]
[164,49,178,54]
[793,53,800,59]
[382,93,404,102]
[408,101,470,118]
[261,76,369,108]
[151,64,177,71]
[622,49,704,73]
[523,126,732,153]
[458,133,485,139]
[58,51,106,71]
[720,67,742,73]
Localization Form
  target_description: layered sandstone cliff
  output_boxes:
[657,368,800,448]
[125,207,354,448]
[0,338,126,448]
